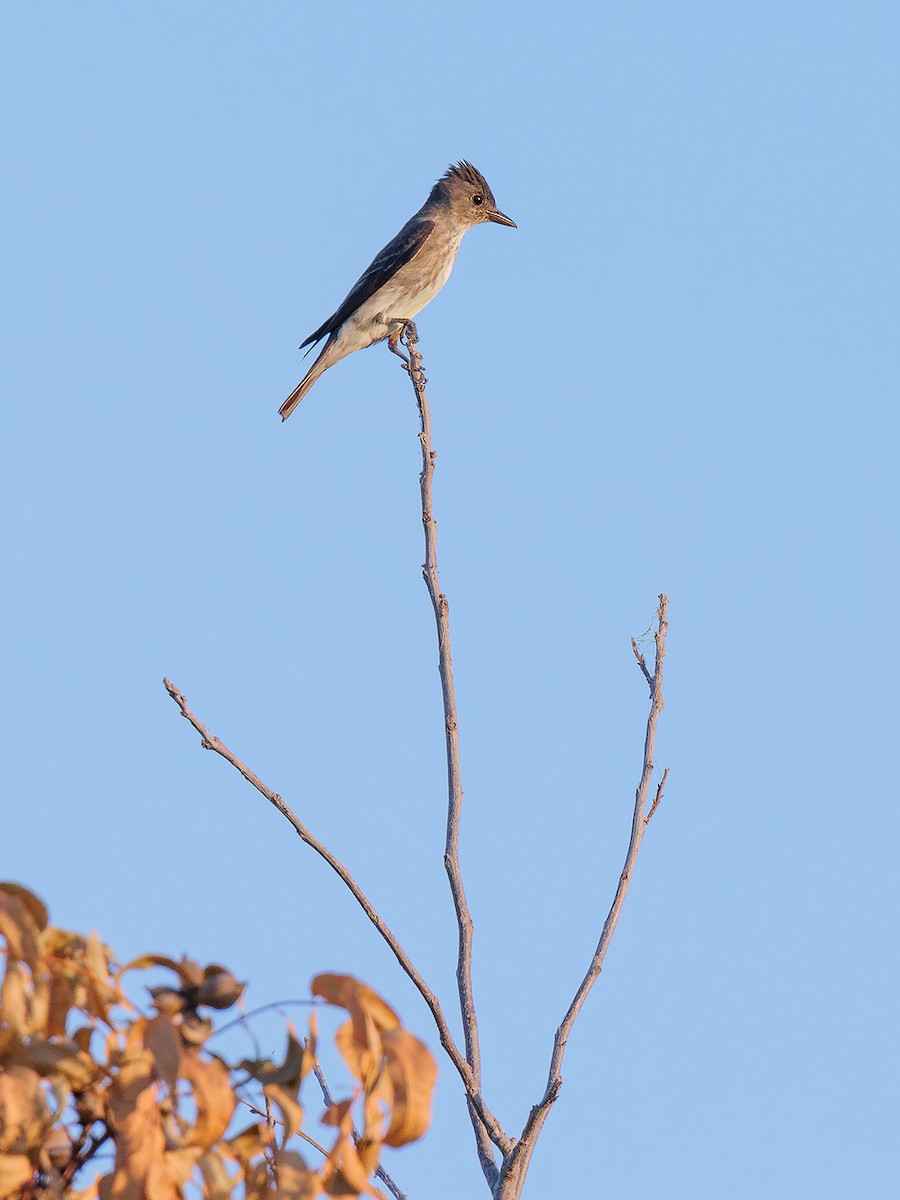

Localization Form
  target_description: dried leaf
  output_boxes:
[243,1160,271,1200]
[334,1014,382,1094]
[117,954,203,991]
[0,890,41,967]
[181,1055,235,1149]
[46,972,76,1037]
[83,932,119,1022]
[197,1148,238,1199]
[11,1036,99,1090]
[263,1082,304,1145]
[319,1102,380,1198]
[240,1031,306,1089]
[0,1153,32,1199]
[224,1122,269,1181]
[162,1145,202,1187]
[0,1065,46,1153]
[143,1013,182,1092]
[42,1123,73,1171]
[272,1149,318,1199]
[70,1176,102,1200]
[29,970,51,1037]
[0,961,30,1037]
[311,975,399,1034]
[381,1028,437,1147]
[105,1046,175,1200]
[180,1011,214,1047]
[148,987,187,1017]
[0,883,49,933]
[313,975,400,1095]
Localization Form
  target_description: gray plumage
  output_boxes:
[279,162,515,420]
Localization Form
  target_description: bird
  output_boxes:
[278,161,516,420]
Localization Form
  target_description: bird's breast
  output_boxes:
[345,226,465,342]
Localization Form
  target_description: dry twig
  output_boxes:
[496,594,670,1199]
[391,321,498,1186]
[162,676,510,1158]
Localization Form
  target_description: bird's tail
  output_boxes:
[279,335,338,421]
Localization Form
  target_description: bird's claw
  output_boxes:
[387,319,419,367]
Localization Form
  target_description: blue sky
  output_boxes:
[2,3,898,1196]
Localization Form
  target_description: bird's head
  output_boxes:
[430,161,517,230]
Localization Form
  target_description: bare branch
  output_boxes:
[393,322,500,1187]
[162,676,510,1156]
[498,595,670,1197]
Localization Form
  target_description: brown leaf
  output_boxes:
[197,1148,239,1199]
[313,975,400,1096]
[0,1153,32,1199]
[0,884,49,933]
[105,1046,176,1200]
[181,1055,236,1150]
[381,1028,437,1147]
[180,1011,214,1048]
[243,1160,272,1200]
[272,1149,318,1199]
[46,972,76,1038]
[334,1016,382,1094]
[143,1013,182,1092]
[116,954,204,991]
[0,1065,46,1153]
[42,1123,73,1171]
[0,961,30,1037]
[240,1031,307,1089]
[148,987,187,1017]
[0,890,41,967]
[11,1036,99,1090]
[83,932,119,1022]
[319,1102,381,1199]
[224,1121,268,1170]
[262,1082,304,1145]
[69,1177,102,1200]
[161,1145,202,1188]
[311,976,399,1034]
[28,970,51,1037]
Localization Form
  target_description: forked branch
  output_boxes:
[165,327,671,1200]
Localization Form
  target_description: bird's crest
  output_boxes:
[441,160,491,192]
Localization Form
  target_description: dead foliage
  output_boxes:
[0,885,436,1198]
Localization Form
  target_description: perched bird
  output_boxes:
[279,161,516,420]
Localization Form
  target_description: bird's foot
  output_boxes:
[387,327,410,366]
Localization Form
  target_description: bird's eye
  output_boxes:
[473,194,484,206]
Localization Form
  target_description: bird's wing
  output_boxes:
[300,217,435,350]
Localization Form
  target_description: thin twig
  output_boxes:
[210,999,314,1040]
[392,322,499,1187]
[644,767,669,827]
[631,637,653,687]
[162,676,510,1157]
[498,595,670,1199]
[311,1056,408,1200]
[59,1125,110,1189]
[242,1089,405,1200]
[238,1098,335,1173]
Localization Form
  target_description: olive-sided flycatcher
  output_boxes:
[279,161,516,420]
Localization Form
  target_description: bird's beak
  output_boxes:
[487,209,517,228]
